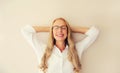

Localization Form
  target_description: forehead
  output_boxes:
[53,19,66,26]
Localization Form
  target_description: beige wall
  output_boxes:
[0,0,120,73]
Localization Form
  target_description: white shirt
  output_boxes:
[21,25,99,73]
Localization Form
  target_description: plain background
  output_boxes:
[0,0,120,73]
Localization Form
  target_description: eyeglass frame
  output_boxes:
[52,25,67,30]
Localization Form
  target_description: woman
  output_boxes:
[21,18,99,73]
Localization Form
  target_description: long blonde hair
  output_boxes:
[39,18,81,73]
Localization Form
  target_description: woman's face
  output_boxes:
[52,19,67,42]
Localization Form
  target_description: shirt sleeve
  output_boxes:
[76,26,100,59]
[21,25,46,61]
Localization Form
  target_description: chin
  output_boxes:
[55,38,65,41]
[56,39,65,41]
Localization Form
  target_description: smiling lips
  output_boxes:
[56,34,64,37]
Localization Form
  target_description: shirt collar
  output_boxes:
[53,45,68,57]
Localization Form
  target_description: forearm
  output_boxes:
[32,25,89,33]
[32,26,50,32]
[71,26,89,34]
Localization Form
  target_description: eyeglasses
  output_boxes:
[52,25,67,30]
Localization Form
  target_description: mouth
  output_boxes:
[56,34,64,37]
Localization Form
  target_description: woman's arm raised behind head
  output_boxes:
[32,26,50,32]
[71,26,89,34]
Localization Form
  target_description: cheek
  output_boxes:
[64,30,67,34]
[63,31,68,37]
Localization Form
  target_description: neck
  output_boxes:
[55,41,66,52]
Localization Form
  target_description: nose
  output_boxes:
[57,27,62,32]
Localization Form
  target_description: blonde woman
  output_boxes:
[21,18,99,73]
